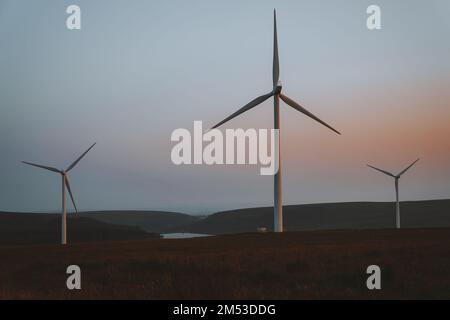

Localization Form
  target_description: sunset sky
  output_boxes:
[1,0,450,214]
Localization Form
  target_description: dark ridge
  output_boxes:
[181,199,450,234]
[77,211,202,233]
[0,213,158,245]
[2,199,450,238]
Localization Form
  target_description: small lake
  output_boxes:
[161,233,212,239]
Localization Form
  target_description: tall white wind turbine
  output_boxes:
[22,143,96,244]
[211,10,341,232]
[367,158,419,229]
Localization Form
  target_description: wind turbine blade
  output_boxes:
[22,161,61,173]
[367,164,395,177]
[273,9,279,87]
[66,142,96,172]
[211,92,274,129]
[64,175,78,213]
[279,94,341,135]
[397,158,419,177]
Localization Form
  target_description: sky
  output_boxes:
[1,0,450,214]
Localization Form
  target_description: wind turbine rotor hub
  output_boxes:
[273,83,282,94]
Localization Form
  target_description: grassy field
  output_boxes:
[1,228,450,299]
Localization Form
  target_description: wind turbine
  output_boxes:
[367,158,419,229]
[22,143,96,245]
[211,10,341,232]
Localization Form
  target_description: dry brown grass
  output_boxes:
[1,228,450,299]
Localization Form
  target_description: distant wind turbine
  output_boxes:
[367,158,419,229]
[22,143,96,245]
[211,10,341,232]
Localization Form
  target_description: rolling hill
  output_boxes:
[181,200,450,234]
[2,199,449,243]
[77,211,202,233]
[0,212,158,245]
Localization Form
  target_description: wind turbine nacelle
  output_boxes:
[274,81,282,94]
